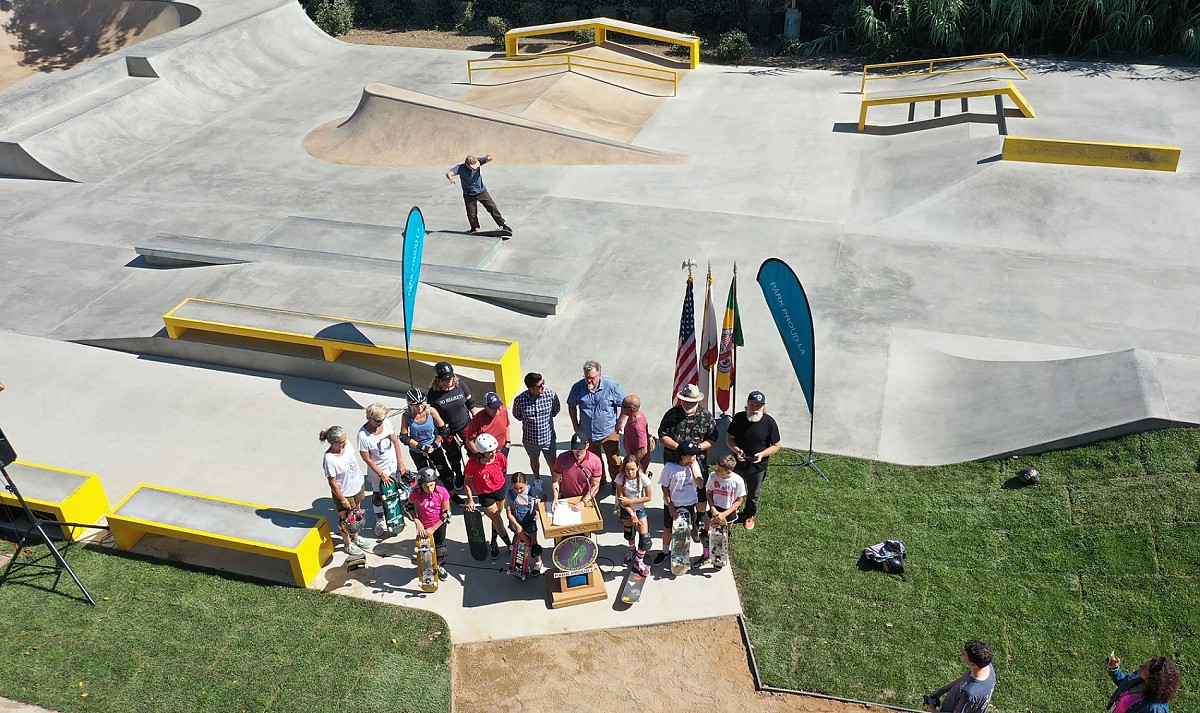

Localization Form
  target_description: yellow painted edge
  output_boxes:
[1003,136,1181,171]
[11,459,100,479]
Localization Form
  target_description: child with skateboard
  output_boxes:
[464,433,513,559]
[409,468,451,582]
[505,472,543,576]
[705,455,746,569]
[654,440,705,566]
[615,455,653,576]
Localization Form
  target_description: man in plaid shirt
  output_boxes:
[511,372,561,481]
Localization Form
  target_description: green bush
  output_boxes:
[554,4,579,22]
[716,27,751,63]
[518,1,543,26]
[746,6,771,39]
[628,7,656,27]
[574,27,596,43]
[664,6,693,32]
[409,0,434,26]
[486,15,511,47]
[591,4,624,21]
[314,0,354,35]
[452,0,475,30]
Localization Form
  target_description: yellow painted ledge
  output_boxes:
[1003,136,1181,172]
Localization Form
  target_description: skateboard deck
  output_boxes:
[466,228,512,238]
[710,523,730,569]
[463,506,488,561]
[380,476,405,534]
[670,510,691,576]
[416,533,438,592]
[509,530,532,580]
[619,568,646,604]
[345,552,367,571]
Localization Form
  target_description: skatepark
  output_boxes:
[1,0,1199,709]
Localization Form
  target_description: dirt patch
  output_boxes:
[452,616,892,713]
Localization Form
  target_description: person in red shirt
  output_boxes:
[551,433,603,512]
[464,433,512,558]
[464,392,511,457]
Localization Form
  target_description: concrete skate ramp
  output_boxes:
[0,0,199,93]
[877,336,1191,465]
[303,83,688,167]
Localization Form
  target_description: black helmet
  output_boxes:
[677,439,702,456]
[434,362,454,380]
[1017,467,1041,486]
[417,468,439,486]
[883,556,905,574]
[406,387,426,405]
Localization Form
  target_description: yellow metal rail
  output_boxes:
[505,17,700,69]
[467,52,678,96]
[861,52,1029,93]
[1002,136,1181,171]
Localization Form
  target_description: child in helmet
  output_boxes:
[464,433,512,558]
[409,468,451,581]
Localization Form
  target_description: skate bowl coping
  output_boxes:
[162,298,524,404]
[467,52,680,96]
[858,79,1035,132]
[1001,135,1181,172]
[0,461,111,541]
[505,17,700,69]
[860,53,1029,93]
[105,484,334,587]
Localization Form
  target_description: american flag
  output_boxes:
[673,274,700,402]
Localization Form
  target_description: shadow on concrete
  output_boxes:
[833,112,1015,135]
[280,376,364,409]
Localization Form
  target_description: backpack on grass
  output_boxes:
[862,539,906,574]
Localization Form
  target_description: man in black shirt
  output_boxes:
[725,390,781,530]
[427,361,478,504]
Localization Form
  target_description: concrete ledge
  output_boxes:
[1002,135,1181,171]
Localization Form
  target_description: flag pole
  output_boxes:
[730,264,738,411]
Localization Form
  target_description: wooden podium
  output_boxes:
[539,496,606,608]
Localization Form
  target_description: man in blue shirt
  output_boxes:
[445,154,512,236]
[567,359,625,485]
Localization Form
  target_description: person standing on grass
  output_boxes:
[568,360,626,486]
[1106,652,1181,713]
[511,372,560,485]
[445,154,512,236]
[320,425,371,557]
[924,640,996,713]
[725,390,781,531]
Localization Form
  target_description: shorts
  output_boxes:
[621,506,648,523]
[711,507,740,524]
[523,440,558,464]
[662,501,698,529]
[696,486,708,503]
[478,486,506,508]
[334,487,366,520]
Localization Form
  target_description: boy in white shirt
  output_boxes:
[653,440,705,566]
[705,454,747,565]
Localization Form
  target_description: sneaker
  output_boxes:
[632,559,650,576]
[653,551,668,565]
[623,549,634,565]
[346,543,365,557]
[500,224,512,233]
[745,517,756,531]
[450,493,466,506]
[691,556,710,570]
[453,474,465,490]
[490,542,500,559]
[437,566,449,580]
[468,228,479,235]
[353,536,372,551]
[375,521,388,537]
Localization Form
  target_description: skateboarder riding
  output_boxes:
[445,154,512,236]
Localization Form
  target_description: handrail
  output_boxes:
[467,52,678,96]
[861,52,1029,93]
[505,17,700,69]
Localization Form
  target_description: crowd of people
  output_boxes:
[318,359,783,575]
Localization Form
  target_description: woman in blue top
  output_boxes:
[1105,652,1180,713]
[399,388,460,504]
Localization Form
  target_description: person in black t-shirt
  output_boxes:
[724,390,781,530]
[427,361,478,503]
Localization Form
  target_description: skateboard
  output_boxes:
[379,475,406,534]
[345,551,367,571]
[710,522,730,570]
[670,509,692,576]
[465,228,512,239]
[508,530,533,580]
[463,505,488,561]
[416,533,438,592]
[619,567,646,604]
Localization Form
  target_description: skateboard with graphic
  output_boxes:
[379,474,407,534]
[345,550,366,571]
[463,505,488,561]
[619,567,646,604]
[710,522,730,570]
[508,530,534,580]
[416,533,438,592]
[670,509,692,576]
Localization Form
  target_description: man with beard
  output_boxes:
[725,390,781,530]
[657,383,718,540]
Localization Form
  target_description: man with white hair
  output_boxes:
[725,390,781,530]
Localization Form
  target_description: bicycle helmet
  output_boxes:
[406,387,426,405]
[417,468,439,486]
[1016,467,1041,486]
[474,433,499,454]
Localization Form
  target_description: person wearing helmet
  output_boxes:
[463,391,511,458]
[409,468,451,580]
[399,387,462,505]
[464,432,512,559]
[428,362,479,498]
[654,439,705,566]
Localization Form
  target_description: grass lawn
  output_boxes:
[733,428,1200,713]
[0,543,450,713]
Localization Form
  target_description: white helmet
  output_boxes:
[474,433,499,454]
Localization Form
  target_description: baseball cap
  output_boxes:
[485,392,502,409]
[747,391,766,404]
[677,439,702,456]
[570,433,588,450]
